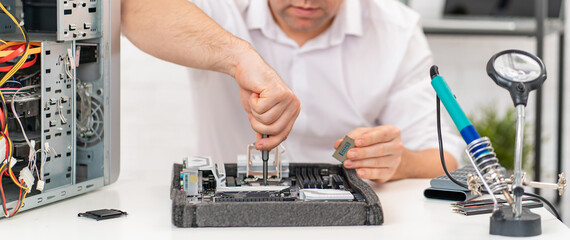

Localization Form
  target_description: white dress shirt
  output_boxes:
[187,0,464,164]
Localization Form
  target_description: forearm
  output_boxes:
[121,0,250,76]
[122,0,300,149]
[390,148,458,181]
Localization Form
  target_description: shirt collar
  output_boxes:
[336,0,363,37]
[245,0,363,48]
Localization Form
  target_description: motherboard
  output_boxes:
[176,156,365,204]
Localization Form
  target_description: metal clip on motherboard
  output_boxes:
[244,144,284,184]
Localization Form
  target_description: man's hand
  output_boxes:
[334,125,404,183]
[122,0,300,150]
[234,49,300,151]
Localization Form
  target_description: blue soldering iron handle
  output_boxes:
[430,65,481,145]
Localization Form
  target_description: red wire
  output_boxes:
[0,169,9,216]
[10,180,23,217]
[0,169,24,217]
[0,44,25,63]
[0,108,4,133]
[0,53,37,72]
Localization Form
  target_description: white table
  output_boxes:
[1,168,568,239]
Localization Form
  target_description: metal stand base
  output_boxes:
[490,205,541,237]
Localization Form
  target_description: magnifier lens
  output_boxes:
[493,53,541,83]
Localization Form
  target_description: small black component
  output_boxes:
[78,209,128,221]
[513,186,525,197]
[313,168,323,188]
[78,45,99,64]
[353,193,365,202]
[306,168,317,188]
[201,170,216,191]
[215,190,296,202]
[6,92,41,119]
[296,168,309,188]
[12,135,41,159]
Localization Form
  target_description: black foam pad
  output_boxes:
[171,163,383,227]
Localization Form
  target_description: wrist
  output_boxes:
[219,37,257,77]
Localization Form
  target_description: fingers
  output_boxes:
[343,155,400,169]
[355,125,400,147]
[345,140,403,161]
[341,135,403,180]
[254,113,297,150]
[334,126,398,147]
[241,63,294,117]
[333,127,369,149]
[248,87,296,126]
[248,95,300,136]
[334,125,404,183]
[234,54,300,150]
[248,82,292,117]
[356,168,393,183]
[344,156,400,183]
[333,126,402,158]
[344,127,370,140]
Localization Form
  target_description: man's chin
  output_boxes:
[288,21,323,32]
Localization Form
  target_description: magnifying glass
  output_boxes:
[486,49,547,221]
[486,49,547,107]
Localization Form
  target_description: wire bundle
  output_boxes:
[0,41,40,74]
[0,3,41,217]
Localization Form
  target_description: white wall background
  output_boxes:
[120,37,195,180]
[120,0,570,226]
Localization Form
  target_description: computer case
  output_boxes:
[0,0,119,216]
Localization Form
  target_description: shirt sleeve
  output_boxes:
[376,22,465,162]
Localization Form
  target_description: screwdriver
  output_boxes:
[262,134,268,185]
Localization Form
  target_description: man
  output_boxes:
[124,0,464,183]
[122,0,300,151]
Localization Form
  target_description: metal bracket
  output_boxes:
[183,156,226,188]
[508,172,567,196]
[245,144,283,182]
